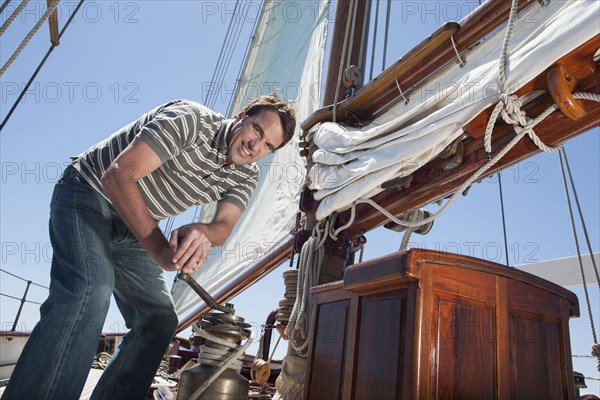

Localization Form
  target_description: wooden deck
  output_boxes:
[0,368,104,399]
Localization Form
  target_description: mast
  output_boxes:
[176,0,600,335]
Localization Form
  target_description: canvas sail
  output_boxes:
[309,0,600,220]
[172,0,329,314]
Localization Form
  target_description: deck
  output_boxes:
[0,368,104,399]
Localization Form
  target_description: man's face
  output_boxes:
[226,109,285,165]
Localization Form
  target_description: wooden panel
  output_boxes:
[353,291,408,400]
[509,310,566,398]
[307,299,350,400]
[431,291,497,400]
[307,250,578,399]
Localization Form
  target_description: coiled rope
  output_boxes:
[190,320,253,399]
[285,219,331,355]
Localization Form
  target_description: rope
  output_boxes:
[191,320,250,371]
[331,206,356,239]
[395,79,408,104]
[285,219,330,355]
[498,0,520,95]
[450,34,465,67]
[1,0,84,133]
[398,212,421,252]
[351,90,599,232]
[561,147,600,288]
[558,149,600,372]
[0,0,60,77]
[0,0,30,36]
[399,227,415,253]
[189,322,253,400]
[0,268,49,289]
[332,0,355,122]
[267,334,282,364]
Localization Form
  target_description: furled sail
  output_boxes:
[172,0,329,314]
[309,0,600,220]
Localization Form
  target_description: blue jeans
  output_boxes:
[3,165,178,400]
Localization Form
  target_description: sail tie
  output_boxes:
[450,34,465,67]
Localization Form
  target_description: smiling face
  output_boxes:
[225,109,285,165]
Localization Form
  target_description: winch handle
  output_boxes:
[177,272,234,314]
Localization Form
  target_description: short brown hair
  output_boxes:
[242,94,296,150]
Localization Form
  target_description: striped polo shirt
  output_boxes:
[73,99,259,220]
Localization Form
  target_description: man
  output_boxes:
[3,94,296,399]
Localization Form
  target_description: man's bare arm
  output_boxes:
[100,138,181,270]
[169,200,242,268]
[100,138,243,274]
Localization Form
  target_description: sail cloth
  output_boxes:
[309,0,600,221]
[173,0,329,314]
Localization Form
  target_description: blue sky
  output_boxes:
[1,0,598,392]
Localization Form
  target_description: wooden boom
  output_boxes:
[176,1,600,333]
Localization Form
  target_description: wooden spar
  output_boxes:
[302,0,537,130]
[346,35,600,236]
[46,0,60,46]
[175,2,600,333]
[322,0,371,106]
[176,236,293,332]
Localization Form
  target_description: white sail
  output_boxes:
[172,0,329,314]
[516,253,599,287]
[309,0,600,220]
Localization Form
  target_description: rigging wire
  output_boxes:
[0,293,42,306]
[203,0,242,107]
[0,0,85,133]
[0,0,11,14]
[558,149,597,345]
[207,0,247,111]
[561,146,600,288]
[226,0,264,117]
[0,268,49,289]
[381,0,391,71]
[210,3,246,110]
[497,172,510,266]
[357,0,369,76]
[368,0,380,81]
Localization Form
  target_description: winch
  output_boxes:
[176,273,253,400]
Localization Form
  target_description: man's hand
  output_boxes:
[169,224,213,274]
